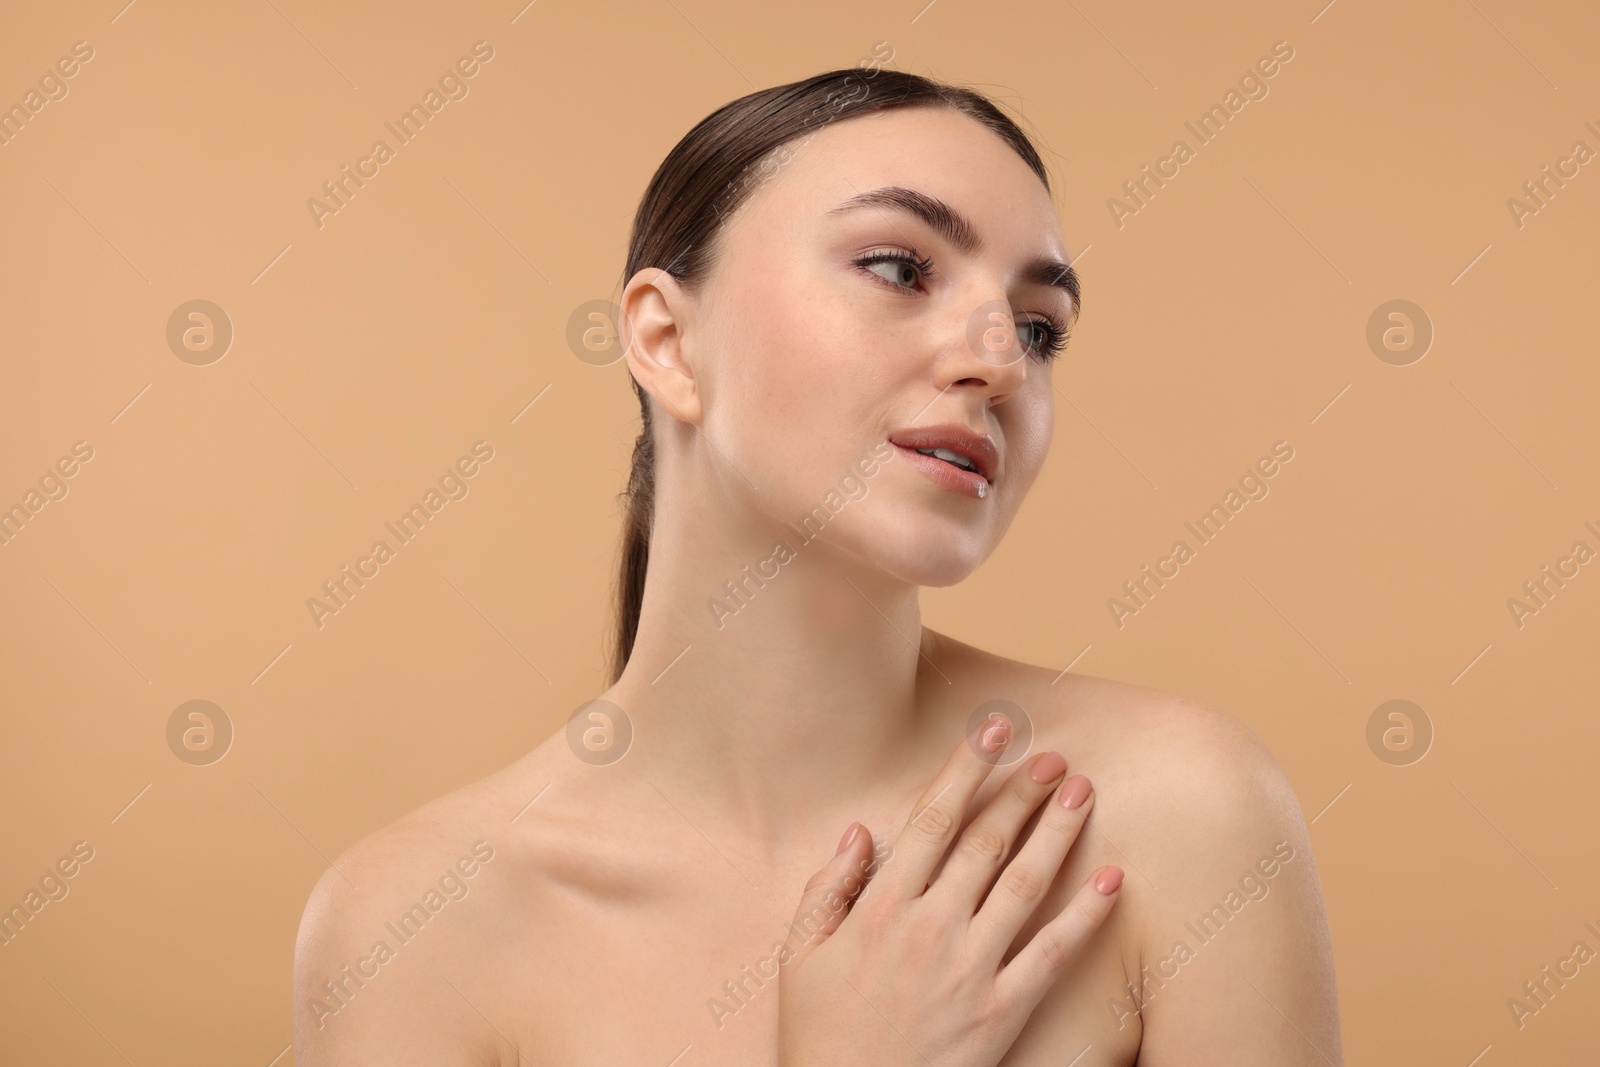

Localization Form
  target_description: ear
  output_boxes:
[620,267,702,427]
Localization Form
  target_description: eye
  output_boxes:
[853,248,1070,363]
[1018,315,1070,361]
[852,247,936,292]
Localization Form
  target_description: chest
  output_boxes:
[497,865,1145,1067]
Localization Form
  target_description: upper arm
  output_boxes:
[1127,700,1342,1066]
[292,839,499,1067]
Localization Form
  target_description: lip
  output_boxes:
[887,423,1000,500]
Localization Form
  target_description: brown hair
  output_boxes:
[608,65,1057,684]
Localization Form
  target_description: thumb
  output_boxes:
[783,823,877,963]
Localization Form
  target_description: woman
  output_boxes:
[294,67,1342,1065]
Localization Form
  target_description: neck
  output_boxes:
[604,484,950,850]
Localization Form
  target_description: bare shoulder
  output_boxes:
[292,733,586,1065]
[933,631,1341,1061]
[928,630,1316,942]
[931,630,1300,844]
[1039,666,1311,900]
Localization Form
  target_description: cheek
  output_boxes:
[767,285,887,400]
[713,280,887,478]
[1004,391,1054,490]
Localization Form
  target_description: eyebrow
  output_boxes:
[826,185,1080,321]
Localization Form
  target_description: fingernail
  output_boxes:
[1059,775,1091,809]
[836,823,860,855]
[1030,752,1067,783]
[980,717,1011,752]
[1095,866,1124,894]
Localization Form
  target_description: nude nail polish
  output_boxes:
[1060,775,1091,808]
[1030,752,1067,783]
[1095,866,1124,894]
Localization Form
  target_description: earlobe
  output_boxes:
[620,267,703,427]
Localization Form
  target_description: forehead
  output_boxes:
[738,105,1067,260]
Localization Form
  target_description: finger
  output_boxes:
[969,774,1095,964]
[783,822,879,964]
[875,713,1016,901]
[922,751,1068,916]
[994,864,1123,1011]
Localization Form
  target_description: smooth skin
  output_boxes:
[780,714,1120,1066]
[293,106,1342,1066]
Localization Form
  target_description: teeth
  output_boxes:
[915,447,979,474]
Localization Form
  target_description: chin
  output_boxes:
[849,523,994,587]
[902,546,989,587]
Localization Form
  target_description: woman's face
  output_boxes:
[642,105,1075,587]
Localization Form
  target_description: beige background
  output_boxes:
[2,0,1597,1062]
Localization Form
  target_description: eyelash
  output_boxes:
[850,247,1070,361]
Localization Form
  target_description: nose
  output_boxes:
[931,298,1031,404]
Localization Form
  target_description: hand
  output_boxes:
[777,715,1123,1067]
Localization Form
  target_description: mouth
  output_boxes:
[886,424,1000,500]
[912,446,982,474]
